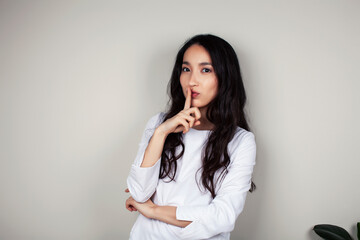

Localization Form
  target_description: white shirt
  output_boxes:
[127,112,256,240]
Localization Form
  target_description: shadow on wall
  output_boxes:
[308,228,323,240]
[244,136,271,238]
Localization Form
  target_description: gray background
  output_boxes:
[1,0,359,239]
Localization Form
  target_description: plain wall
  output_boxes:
[1,1,359,239]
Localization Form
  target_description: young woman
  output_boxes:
[125,34,256,240]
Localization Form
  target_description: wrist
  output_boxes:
[154,126,169,138]
[150,205,159,220]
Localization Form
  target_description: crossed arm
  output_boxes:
[125,133,256,237]
[125,189,191,228]
[124,121,192,228]
[125,112,256,238]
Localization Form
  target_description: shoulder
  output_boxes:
[140,112,166,141]
[147,112,166,127]
[144,112,166,131]
[232,127,255,144]
[228,127,256,158]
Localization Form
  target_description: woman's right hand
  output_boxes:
[158,87,201,135]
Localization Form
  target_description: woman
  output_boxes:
[125,34,256,240]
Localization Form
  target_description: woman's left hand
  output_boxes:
[125,189,157,219]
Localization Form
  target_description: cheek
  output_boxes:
[181,74,191,86]
[209,78,218,95]
[179,74,185,86]
[179,75,186,95]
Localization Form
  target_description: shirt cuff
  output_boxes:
[130,157,161,183]
[127,157,161,202]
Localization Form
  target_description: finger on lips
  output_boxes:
[183,88,203,133]
[180,88,202,133]
[184,87,191,110]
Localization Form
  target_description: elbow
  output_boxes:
[129,188,153,203]
[217,211,237,233]
[126,157,161,203]
[131,194,150,203]
[208,204,239,235]
[126,177,155,203]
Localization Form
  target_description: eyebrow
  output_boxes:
[182,61,212,66]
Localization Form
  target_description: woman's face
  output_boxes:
[180,44,218,110]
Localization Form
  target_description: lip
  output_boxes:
[191,91,199,98]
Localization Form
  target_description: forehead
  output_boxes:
[183,44,212,63]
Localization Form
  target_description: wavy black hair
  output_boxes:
[159,34,255,198]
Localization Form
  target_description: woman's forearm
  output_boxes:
[126,196,191,228]
[140,127,168,167]
[153,205,192,228]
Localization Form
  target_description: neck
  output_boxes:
[193,107,215,130]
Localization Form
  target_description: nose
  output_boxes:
[189,72,198,87]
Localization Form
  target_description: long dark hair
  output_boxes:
[159,34,255,198]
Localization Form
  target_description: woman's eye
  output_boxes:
[182,67,190,72]
[202,68,211,73]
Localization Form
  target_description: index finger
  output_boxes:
[184,87,191,110]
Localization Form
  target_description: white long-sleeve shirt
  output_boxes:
[127,112,256,240]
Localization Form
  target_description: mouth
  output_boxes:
[191,90,199,98]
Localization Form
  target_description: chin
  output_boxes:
[191,99,210,109]
[193,104,207,110]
